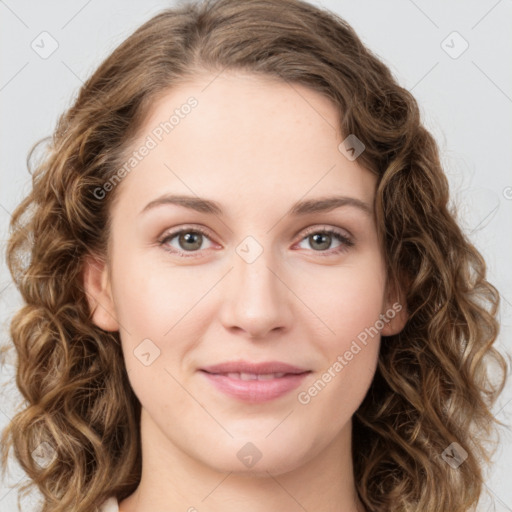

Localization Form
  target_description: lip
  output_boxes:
[199,360,311,403]
[200,360,309,375]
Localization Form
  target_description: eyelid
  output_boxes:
[158,224,352,243]
[298,224,352,240]
[158,224,213,240]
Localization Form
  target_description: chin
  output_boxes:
[195,435,313,477]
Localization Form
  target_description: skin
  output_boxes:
[84,71,407,512]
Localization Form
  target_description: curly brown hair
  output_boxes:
[1,0,509,511]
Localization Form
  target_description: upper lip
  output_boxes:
[200,360,310,375]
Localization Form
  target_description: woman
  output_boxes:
[1,0,508,511]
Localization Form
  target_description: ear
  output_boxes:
[380,278,408,336]
[82,254,119,332]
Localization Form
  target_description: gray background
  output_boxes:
[1,0,511,510]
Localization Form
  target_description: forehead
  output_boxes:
[112,72,376,218]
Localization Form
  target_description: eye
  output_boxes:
[295,226,354,256]
[158,226,215,257]
[158,225,354,258]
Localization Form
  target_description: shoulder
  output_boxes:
[99,496,119,512]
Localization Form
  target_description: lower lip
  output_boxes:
[200,371,310,403]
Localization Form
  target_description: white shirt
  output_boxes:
[99,496,119,512]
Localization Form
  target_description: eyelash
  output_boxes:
[157,225,354,258]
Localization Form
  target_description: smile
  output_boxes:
[199,370,310,403]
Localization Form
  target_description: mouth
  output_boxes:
[198,361,312,403]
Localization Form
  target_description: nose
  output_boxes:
[218,241,293,339]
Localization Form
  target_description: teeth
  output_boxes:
[257,373,278,380]
[225,372,287,380]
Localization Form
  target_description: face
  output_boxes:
[84,72,406,476]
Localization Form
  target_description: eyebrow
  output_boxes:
[140,193,373,217]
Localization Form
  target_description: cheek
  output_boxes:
[297,255,386,347]
[295,264,385,433]
[111,252,211,335]
[110,253,228,397]
[294,254,385,402]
